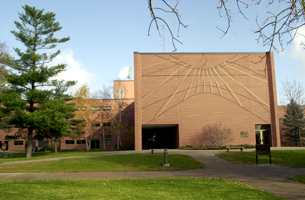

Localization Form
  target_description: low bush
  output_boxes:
[41,144,53,151]
[230,144,255,149]
[178,144,255,150]
[178,145,225,150]
[114,144,123,150]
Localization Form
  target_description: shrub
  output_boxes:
[201,123,232,147]
[41,144,53,151]
[230,144,255,149]
[115,144,123,150]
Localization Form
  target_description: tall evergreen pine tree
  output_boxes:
[283,99,305,146]
[3,5,76,157]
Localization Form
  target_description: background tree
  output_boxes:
[0,41,12,88]
[93,85,112,149]
[32,80,77,153]
[149,1,305,52]
[283,98,305,147]
[73,83,100,150]
[0,41,14,131]
[280,79,305,105]
[201,123,232,147]
[110,81,135,149]
[3,5,74,158]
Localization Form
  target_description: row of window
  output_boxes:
[77,106,111,111]
[14,141,23,145]
[65,137,111,145]
[14,140,49,147]
[14,138,112,146]
[70,122,111,128]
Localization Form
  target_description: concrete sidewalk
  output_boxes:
[0,148,305,199]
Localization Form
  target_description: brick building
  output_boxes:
[1,52,287,151]
[0,80,135,151]
[134,52,281,150]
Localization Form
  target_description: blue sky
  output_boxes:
[0,0,304,104]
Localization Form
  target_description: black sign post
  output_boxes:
[256,144,271,164]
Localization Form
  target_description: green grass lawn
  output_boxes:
[0,178,284,200]
[0,154,203,172]
[290,175,305,184]
[216,150,305,168]
[0,151,105,163]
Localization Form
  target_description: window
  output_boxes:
[103,135,111,143]
[65,140,75,144]
[38,140,49,148]
[14,141,23,145]
[91,107,100,111]
[103,122,111,127]
[77,140,86,144]
[77,107,86,111]
[102,106,111,111]
[91,122,100,127]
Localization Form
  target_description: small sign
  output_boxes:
[256,144,270,154]
[256,144,271,164]
[241,131,249,137]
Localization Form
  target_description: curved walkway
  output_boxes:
[0,148,305,199]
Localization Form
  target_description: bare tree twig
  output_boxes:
[281,79,305,105]
[148,0,305,52]
[148,0,188,52]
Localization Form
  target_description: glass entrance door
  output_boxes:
[255,125,270,145]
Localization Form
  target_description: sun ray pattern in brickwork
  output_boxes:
[141,58,269,119]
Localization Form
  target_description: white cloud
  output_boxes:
[282,27,305,70]
[50,49,96,93]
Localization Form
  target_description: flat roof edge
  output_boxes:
[134,51,272,55]
[114,80,134,82]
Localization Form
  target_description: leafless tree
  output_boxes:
[0,41,9,56]
[253,0,305,52]
[280,79,305,105]
[148,0,188,52]
[201,123,232,147]
[0,40,12,87]
[149,0,305,52]
[93,85,112,149]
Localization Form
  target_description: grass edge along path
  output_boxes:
[216,150,305,168]
[290,175,305,184]
[0,154,203,173]
[0,178,284,200]
[0,151,106,163]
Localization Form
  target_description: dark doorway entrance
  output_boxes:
[142,124,179,149]
[91,140,100,149]
[255,125,270,145]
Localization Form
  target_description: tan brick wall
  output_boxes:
[134,52,280,149]
[113,80,134,99]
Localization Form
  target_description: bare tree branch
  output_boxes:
[217,0,257,37]
[218,0,305,52]
[148,0,305,52]
[148,0,188,52]
[281,79,305,105]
